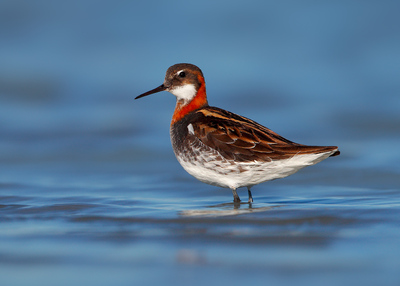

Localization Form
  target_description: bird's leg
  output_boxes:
[231,188,241,203]
[247,187,253,203]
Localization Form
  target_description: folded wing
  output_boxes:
[191,107,339,162]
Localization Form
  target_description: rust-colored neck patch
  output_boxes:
[171,75,208,125]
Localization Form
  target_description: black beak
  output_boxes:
[135,84,167,100]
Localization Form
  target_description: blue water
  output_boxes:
[1,1,400,285]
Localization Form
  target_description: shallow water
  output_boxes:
[1,1,400,286]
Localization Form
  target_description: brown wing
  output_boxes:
[191,106,339,162]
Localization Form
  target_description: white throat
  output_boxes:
[168,84,197,103]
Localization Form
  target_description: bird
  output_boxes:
[135,63,340,203]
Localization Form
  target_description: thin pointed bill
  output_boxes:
[135,84,167,100]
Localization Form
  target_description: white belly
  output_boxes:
[175,146,335,190]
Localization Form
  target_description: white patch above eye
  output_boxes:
[176,70,184,75]
[187,123,194,135]
[168,84,197,102]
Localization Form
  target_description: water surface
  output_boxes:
[1,1,400,286]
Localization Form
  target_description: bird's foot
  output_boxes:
[232,189,241,203]
[248,189,253,203]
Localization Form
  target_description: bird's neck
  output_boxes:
[171,78,208,125]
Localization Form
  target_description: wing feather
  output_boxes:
[190,107,338,162]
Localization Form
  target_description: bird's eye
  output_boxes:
[178,71,186,78]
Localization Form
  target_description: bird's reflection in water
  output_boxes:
[179,202,280,217]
